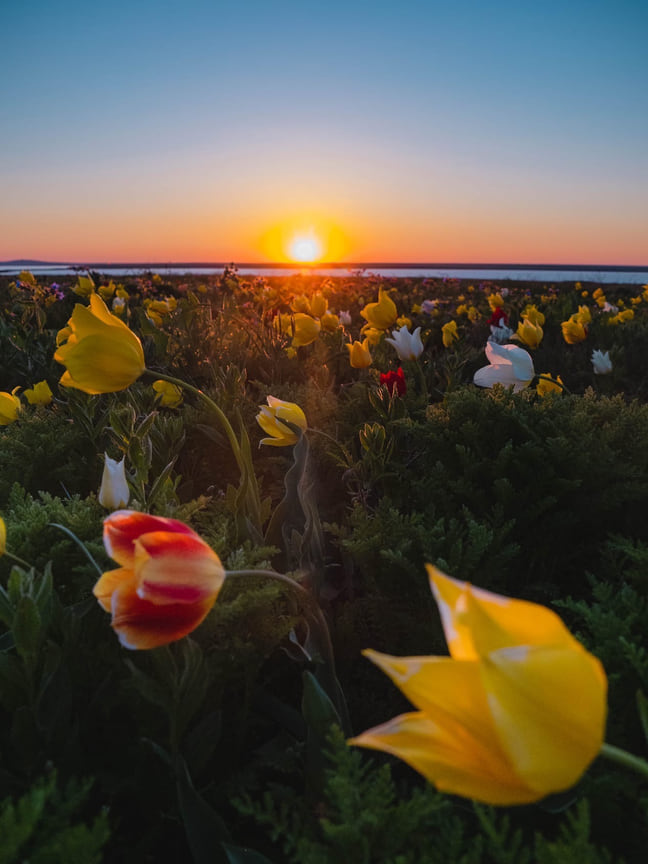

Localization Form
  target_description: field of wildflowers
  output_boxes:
[1,267,648,862]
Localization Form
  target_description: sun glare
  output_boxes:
[289,233,322,263]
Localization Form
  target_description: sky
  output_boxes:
[2,0,647,265]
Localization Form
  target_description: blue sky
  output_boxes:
[2,0,647,263]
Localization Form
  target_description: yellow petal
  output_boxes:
[350,711,536,805]
[480,644,607,795]
[55,333,145,394]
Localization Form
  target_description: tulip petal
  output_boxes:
[93,567,134,612]
[110,577,216,649]
[429,566,578,657]
[362,650,513,765]
[481,644,607,794]
[473,364,520,389]
[133,531,225,605]
[350,710,536,805]
[89,292,133,332]
[55,333,145,394]
[104,510,198,566]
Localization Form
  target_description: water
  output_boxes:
[1,263,647,284]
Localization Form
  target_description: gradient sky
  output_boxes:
[2,0,647,264]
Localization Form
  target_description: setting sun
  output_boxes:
[289,233,322,263]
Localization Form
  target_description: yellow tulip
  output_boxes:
[291,313,321,347]
[23,380,53,406]
[561,315,587,344]
[73,275,95,298]
[347,338,373,369]
[361,287,398,331]
[152,380,183,408]
[487,293,505,311]
[522,304,545,326]
[0,390,21,425]
[515,317,543,349]
[536,373,564,397]
[350,566,607,805]
[54,294,146,394]
[310,292,328,319]
[256,396,307,447]
[320,311,340,333]
[441,320,458,348]
[0,517,5,555]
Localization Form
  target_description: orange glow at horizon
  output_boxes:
[258,216,350,263]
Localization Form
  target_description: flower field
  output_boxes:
[1,268,648,863]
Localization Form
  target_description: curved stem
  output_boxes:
[143,369,243,471]
[599,742,648,780]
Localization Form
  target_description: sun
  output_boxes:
[289,232,322,263]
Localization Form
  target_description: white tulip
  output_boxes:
[385,325,424,361]
[591,349,613,375]
[339,310,352,327]
[98,454,130,510]
[473,342,535,393]
[489,323,514,344]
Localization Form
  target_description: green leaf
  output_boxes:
[222,842,275,864]
[175,756,230,864]
[637,689,648,746]
[12,597,41,661]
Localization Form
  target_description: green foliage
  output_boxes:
[0,772,109,864]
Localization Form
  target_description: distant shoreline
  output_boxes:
[2,260,648,272]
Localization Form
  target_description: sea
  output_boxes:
[1,263,647,285]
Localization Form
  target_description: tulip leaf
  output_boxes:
[0,586,13,628]
[302,670,343,801]
[222,842,275,864]
[12,597,41,662]
[175,755,230,864]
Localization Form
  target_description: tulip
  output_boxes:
[379,367,406,396]
[522,305,545,326]
[536,373,564,397]
[23,380,53,406]
[385,325,424,361]
[0,390,21,425]
[350,566,607,805]
[473,342,534,392]
[591,349,613,375]
[256,396,307,447]
[339,310,352,327]
[0,517,5,556]
[320,311,340,333]
[54,294,146,394]
[93,510,225,649]
[152,379,183,408]
[347,338,373,369]
[361,288,398,331]
[73,274,95,298]
[441,320,458,348]
[489,323,514,344]
[98,454,130,510]
[561,316,587,344]
[515,317,543,350]
[310,292,328,319]
[291,313,321,347]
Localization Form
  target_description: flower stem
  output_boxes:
[3,551,34,570]
[599,742,648,780]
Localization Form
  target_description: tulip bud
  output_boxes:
[98,455,130,510]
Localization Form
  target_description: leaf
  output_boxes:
[175,756,230,864]
[222,842,275,864]
[12,597,41,662]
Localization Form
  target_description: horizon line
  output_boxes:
[3,259,648,272]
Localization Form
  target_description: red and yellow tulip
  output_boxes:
[93,511,225,649]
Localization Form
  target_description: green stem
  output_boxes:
[144,370,243,472]
[599,742,648,780]
[3,551,34,570]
